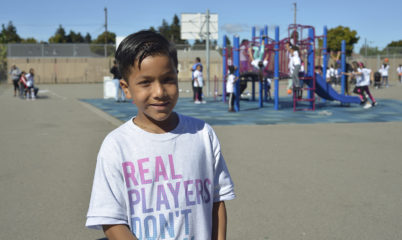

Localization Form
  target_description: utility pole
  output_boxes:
[293,2,297,25]
[104,7,108,57]
[206,9,210,97]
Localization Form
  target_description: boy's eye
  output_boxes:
[138,80,151,85]
[164,77,177,83]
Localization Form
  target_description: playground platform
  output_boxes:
[81,96,402,126]
[1,82,402,240]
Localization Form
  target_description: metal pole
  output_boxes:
[234,36,240,112]
[307,28,315,109]
[341,40,346,95]
[251,26,256,101]
[322,26,328,103]
[206,9,210,97]
[322,26,328,83]
[294,2,297,25]
[222,35,227,102]
[264,25,268,102]
[274,26,280,110]
[104,7,108,57]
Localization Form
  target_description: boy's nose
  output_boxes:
[153,82,165,98]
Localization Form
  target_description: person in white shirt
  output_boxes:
[25,68,36,100]
[193,64,205,103]
[226,65,238,112]
[86,31,235,240]
[343,62,377,109]
[379,58,390,87]
[290,45,302,99]
[397,64,402,83]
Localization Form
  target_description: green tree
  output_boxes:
[21,37,38,43]
[49,25,68,43]
[93,31,116,44]
[84,33,92,43]
[359,46,381,56]
[325,26,359,56]
[90,31,116,57]
[0,21,21,43]
[67,30,84,43]
[383,40,402,55]
[149,15,188,45]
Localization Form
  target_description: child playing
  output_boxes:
[193,64,205,104]
[248,37,269,70]
[86,31,235,240]
[226,65,237,112]
[25,68,36,100]
[343,62,377,109]
[397,64,402,84]
[379,59,390,88]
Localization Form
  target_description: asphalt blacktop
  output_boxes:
[1,81,402,240]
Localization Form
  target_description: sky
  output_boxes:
[1,0,401,52]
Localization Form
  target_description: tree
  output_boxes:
[386,40,402,47]
[383,40,402,55]
[93,31,116,44]
[325,26,359,56]
[359,46,381,56]
[67,30,84,43]
[49,25,68,43]
[0,21,21,43]
[21,38,38,43]
[84,33,92,43]
[149,15,188,45]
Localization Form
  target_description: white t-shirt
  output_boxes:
[86,114,235,239]
[291,50,301,66]
[355,68,371,87]
[379,64,389,76]
[361,68,372,86]
[25,73,34,87]
[226,74,236,93]
[193,70,203,87]
[397,66,402,74]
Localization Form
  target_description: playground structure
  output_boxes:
[222,24,360,112]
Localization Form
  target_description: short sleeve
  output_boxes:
[208,126,236,202]
[86,137,128,230]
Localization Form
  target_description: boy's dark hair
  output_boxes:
[115,30,178,81]
[228,65,235,74]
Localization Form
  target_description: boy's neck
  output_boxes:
[133,112,179,134]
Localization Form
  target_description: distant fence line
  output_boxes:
[5,43,219,58]
[2,43,402,84]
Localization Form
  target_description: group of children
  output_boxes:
[9,65,38,100]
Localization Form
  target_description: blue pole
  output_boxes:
[322,26,328,103]
[258,28,264,108]
[308,28,315,108]
[260,29,263,44]
[341,40,346,95]
[222,35,227,102]
[274,26,279,110]
[233,36,240,112]
[264,25,268,102]
[252,26,256,43]
[251,27,256,101]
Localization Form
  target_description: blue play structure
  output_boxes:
[222,24,360,112]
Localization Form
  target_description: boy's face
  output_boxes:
[122,55,179,126]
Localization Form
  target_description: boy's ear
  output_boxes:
[120,79,132,99]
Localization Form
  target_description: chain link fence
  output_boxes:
[7,43,116,58]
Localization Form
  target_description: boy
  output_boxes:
[193,64,205,104]
[86,31,235,240]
